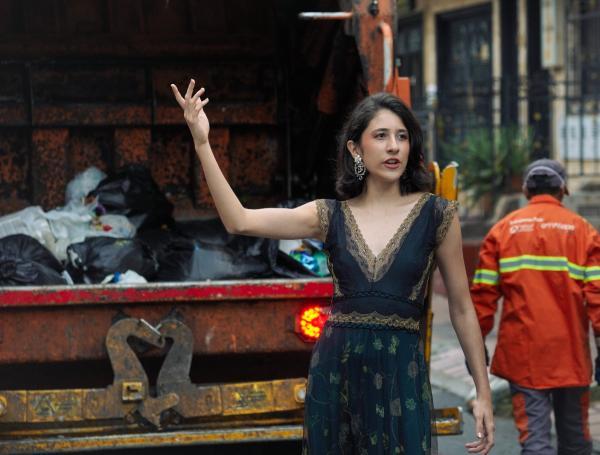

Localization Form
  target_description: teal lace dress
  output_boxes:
[302,193,457,455]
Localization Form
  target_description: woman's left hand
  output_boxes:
[465,396,495,454]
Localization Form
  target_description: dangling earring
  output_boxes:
[354,155,366,180]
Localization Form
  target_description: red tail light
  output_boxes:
[295,305,330,342]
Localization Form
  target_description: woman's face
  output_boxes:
[347,108,411,183]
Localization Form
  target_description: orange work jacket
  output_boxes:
[471,195,600,389]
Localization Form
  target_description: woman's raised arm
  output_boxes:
[171,80,322,241]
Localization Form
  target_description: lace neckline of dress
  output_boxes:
[341,193,431,282]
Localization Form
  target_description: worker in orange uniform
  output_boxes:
[470,159,600,455]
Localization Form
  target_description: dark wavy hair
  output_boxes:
[335,92,432,199]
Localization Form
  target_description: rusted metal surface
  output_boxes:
[3,314,471,451]
[229,130,280,198]
[0,106,26,125]
[0,425,305,453]
[68,129,110,175]
[114,128,150,168]
[0,317,307,424]
[0,129,29,212]
[0,0,282,216]
[0,317,309,452]
[0,279,332,364]
[0,301,320,363]
[156,102,277,126]
[0,403,460,452]
[0,279,333,308]
[31,129,69,209]
[352,0,395,94]
[155,319,221,420]
[32,106,151,127]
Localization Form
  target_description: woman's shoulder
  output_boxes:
[425,193,459,211]
[424,194,459,245]
[314,198,339,211]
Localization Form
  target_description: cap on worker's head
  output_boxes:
[523,158,569,195]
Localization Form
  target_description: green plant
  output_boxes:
[440,126,533,211]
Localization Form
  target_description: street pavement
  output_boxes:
[429,277,600,454]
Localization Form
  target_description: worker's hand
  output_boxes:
[170,79,210,146]
[465,396,495,454]
[465,345,490,376]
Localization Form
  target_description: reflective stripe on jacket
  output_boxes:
[470,195,600,389]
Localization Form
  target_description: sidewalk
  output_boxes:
[429,290,600,452]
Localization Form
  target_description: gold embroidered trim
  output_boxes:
[409,251,435,300]
[325,250,342,297]
[342,193,431,282]
[436,200,459,246]
[328,311,420,331]
[315,199,331,240]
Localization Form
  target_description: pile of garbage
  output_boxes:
[0,165,330,286]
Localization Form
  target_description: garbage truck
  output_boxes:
[0,0,462,452]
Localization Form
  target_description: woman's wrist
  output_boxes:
[475,388,492,402]
[194,138,209,150]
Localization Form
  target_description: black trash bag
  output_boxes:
[136,225,188,264]
[175,218,235,247]
[66,237,159,284]
[169,200,320,279]
[0,234,66,285]
[176,218,268,262]
[156,239,269,282]
[88,164,174,231]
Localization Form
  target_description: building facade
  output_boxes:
[397,0,600,181]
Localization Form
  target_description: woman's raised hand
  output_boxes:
[170,79,210,146]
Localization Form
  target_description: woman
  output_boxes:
[171,80,494,454]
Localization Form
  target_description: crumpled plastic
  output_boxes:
[65,166,107,209]
[101,270,148,284]
[66,236,158,284]
[88,164,174,231]
[0,234,66,286]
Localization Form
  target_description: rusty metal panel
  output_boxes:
[143,0,190,33]
[26,390,84,423]
[150,128,193,205]
[22,0,60,34]
[63,0,107,34]
[0,298,328,364]
[156,103,277,126]
[32,67,147,104]
[0,281,331,364]
[0,129,30,213]
[114,128,150,167]
[0,391,27,423]
[0,424,305,453]
[33,106,151,127]
[0,105,26,125]
[0,279,334,307]
[353,0,396,94]
[31,129,69,209]
[229,130,280,197]
[0,1,14,32]
[107,0,143,33]
[68,129,111,175]
[221,382,274,416]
